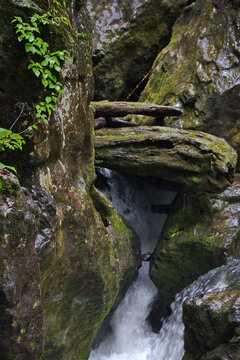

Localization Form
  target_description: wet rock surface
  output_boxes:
[139,0,240,166]
[95,126,237,192]
[91,0,187,100]
[150,174,240,318]
[183,289,240,359]
[87,0,145,49]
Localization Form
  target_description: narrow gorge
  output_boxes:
[0,1,240,360]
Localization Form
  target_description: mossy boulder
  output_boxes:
[0,171,43,360]
[150,174,240,309]
[183,289,240,360]
[91,0,187,100]
[139,0,240,166]
[95,126,237,192]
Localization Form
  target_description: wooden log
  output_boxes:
[91,101,182,118]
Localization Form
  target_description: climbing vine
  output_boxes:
[0,0,72,178]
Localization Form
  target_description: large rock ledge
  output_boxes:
[95,126,237,192]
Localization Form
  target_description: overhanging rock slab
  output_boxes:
[95,126,237,191]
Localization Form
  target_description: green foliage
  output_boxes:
[0,162,17,174]
[0,128,25,177]
[0,128,25,152]
[0,0,72,184]
[169,230,183,239]
[11,1,72,126]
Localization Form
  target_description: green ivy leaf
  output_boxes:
[33,69,41,77]
[54,65,61,72]
[42,78,48,87]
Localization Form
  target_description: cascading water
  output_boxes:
[90,170,240,360]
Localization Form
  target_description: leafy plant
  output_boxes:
[0,128,25,152]
[0,1,73,189]
[11,2,72,127]
[0,128,26,175]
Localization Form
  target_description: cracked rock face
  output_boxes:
[140,0,240,166]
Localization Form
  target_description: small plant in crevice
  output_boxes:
[0,128,25,174]
[169,230,183,239]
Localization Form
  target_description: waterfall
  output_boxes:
[96,169,176,252]
[90,170,240,360]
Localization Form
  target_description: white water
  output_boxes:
[90,170,240,360]
[97,169,176,252]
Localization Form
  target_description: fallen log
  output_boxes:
[91,101,182,118]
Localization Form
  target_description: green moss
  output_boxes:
[150,191,228,303]
[139,0,240,162]
[0,174,20,198]
[111,213,132,243]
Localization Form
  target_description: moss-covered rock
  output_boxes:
[91,0,187,100]
[39,181,141,360]
[0,171,43,360]
[0,1,141,359]
[139,0,240,166]
[90,187,141,294]
[95,126,237,192]
[183,289,240,360]
[150,174,240,308]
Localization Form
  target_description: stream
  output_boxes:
[89,170,240,360]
